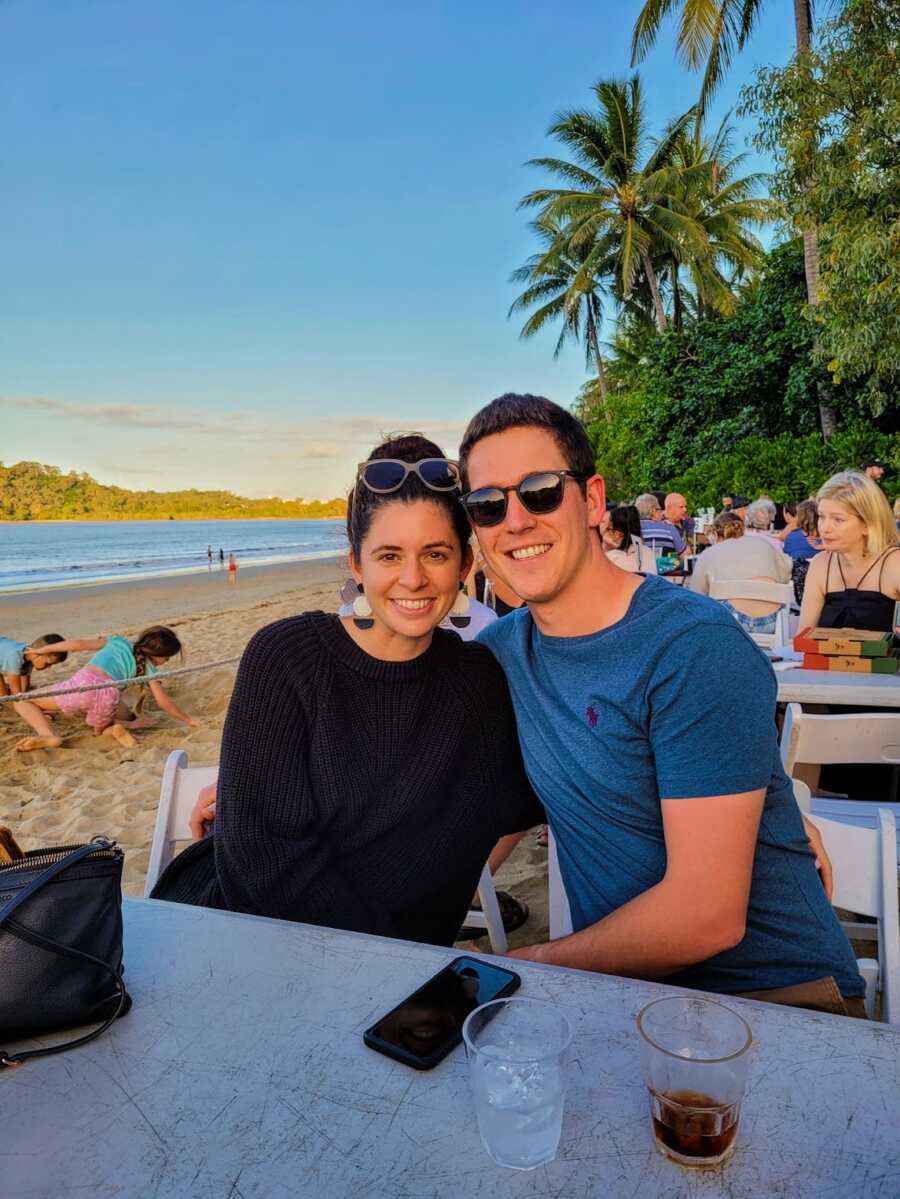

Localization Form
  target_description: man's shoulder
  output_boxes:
[476,606,532,657]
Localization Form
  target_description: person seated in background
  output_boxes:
[602,506,658,574]
[798,470,899,633]
[743,499,784,550]
[687,511,791,635]
[730,495,751,522]
[635,493,686,556]
[664,492,694,540]
[0,634,67,697]
[783,499,821,605]
[860,458,885,485]
[783,501,820,561]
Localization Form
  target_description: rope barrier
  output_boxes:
[0,656,241,705]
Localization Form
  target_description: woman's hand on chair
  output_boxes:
[190,782,217,841]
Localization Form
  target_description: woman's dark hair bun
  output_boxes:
[347,433,470,560]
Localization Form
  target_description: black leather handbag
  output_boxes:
[0,838,132,1067]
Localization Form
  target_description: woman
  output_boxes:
[783,501,820,561]
[783,500,821,605]
[798,471,900,633]
[688,511,791,635]
[602,506,658,574]
[152,435,542,947]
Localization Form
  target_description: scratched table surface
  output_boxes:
[5,898,900,1199]
[776,668,900,708]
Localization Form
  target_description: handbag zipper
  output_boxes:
[0,839,119,876]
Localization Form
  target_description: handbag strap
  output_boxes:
[0,839,127,1069]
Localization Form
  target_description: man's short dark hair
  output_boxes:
[459,393,595,487]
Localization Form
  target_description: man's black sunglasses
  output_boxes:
[460,470,588,528]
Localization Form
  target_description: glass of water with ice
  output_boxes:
[462,998,572,1170]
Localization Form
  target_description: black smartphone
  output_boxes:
[363,955,521,1070]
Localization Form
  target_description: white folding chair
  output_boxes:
[806,809,900,1024]
[709,579,794,649]
[547,827,573,939]
[780,703,900,804]
[144,750,218,895]
[147,750,510,954]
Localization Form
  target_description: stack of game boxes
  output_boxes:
[794,627,899,673]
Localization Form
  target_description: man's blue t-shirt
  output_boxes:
[479,575,863,997]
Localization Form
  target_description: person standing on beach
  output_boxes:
[457,393,865,1016]
[219,547,225,568]
[227,553,238,584]
[207,545,213,571]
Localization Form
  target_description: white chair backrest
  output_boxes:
[806,809,899,1025]
[792,777,812,815]
[709,579,793,646]
[709,579,794,605]
[144,750,219,897]
[547,828,573,939]
[780,703,900,774]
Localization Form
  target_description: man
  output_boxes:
[729,495,751,522]
[459,393,864,1015]
[860,458,885,484]
[663,492,694,540]
[634,493,686,556]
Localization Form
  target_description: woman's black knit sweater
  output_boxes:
[152,613,542,946]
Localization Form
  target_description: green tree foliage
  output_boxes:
[0,462,347,522]
[584,241,899,499]
[743,0,900,413]
[519,75,706,333]
[509,213,613,413]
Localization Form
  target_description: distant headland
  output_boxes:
[0,462,347,521]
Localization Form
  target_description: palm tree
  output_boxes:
[509,214,613,416]
[519,75,710,334]
[666,118,773,326]
[630,0,836,434]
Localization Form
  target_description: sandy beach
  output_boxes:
[1,558,547,947]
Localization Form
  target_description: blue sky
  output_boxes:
[1,1,791,499]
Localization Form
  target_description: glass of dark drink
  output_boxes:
[636,996,752,1168]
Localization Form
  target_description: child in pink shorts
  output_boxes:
[13,626,200,752]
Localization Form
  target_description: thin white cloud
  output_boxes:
[1,394,470,452]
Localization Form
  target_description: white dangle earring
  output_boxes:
[449,584,471,629]
[352,588,374,630]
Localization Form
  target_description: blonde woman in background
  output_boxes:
[798,471,900,633]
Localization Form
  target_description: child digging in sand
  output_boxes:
[0,634,68,696]
[13,625,200,751]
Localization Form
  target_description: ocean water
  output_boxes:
[0,518,347,593]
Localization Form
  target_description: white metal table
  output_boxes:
[776,667,900,708]
[5,898,900,1198]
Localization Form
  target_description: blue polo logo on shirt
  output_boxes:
[586,705,599,729]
